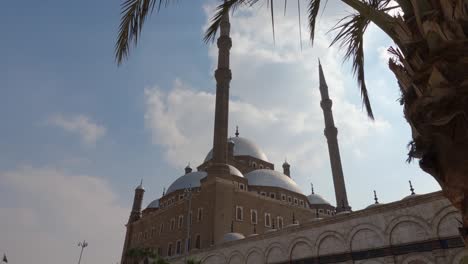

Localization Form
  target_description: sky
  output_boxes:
[0,1,441,263]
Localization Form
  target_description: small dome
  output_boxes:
[336,210,351,216]
[245,169,303,194]
[228,164,244,177]
[205,137,268,162]
[307,193,331,205]
[147,199,160,209]
[402,193,420,200]
[222,232,245,242]
[366,203,383,209]
[166,171,208,195]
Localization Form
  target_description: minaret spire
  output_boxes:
[318,61,351,212]
[211,8,232,164]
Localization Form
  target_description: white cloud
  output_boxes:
[0,166,127,264]
[143,2,392,205]
[48,114,106,146]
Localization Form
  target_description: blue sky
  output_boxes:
[0,1,440,263]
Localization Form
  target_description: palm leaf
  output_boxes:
[307,0,322,45]
[330,13,373,119]
[116,0,174,65]
[329,0,392,119]
[204,0,254,43]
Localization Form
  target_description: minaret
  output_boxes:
[318,62,351,212]
[121,181,145,264]
[211,9,232,164]
[129,180,144,223]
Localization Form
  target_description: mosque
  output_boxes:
[120,11,467,264]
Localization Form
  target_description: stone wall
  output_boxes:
[168,191,467,264]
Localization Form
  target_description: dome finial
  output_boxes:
[136,179,143,190]
[409,180,415,195]
[373,190,379,204]
[185,163,192,174]
[311,183,315,194]
[235,126,239,137]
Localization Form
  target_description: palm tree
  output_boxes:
[115,0,468,246]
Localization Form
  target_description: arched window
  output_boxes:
[252,162,257,168]
[197,208,203,222]
[178,215,184,229]
[270,193,276,199]
[167,243,173,256]
[251,209,257,224]
[236,206,243,221]
[195,234,201,249]
[170,218,175,231]
[265,213,271,227]
[176,240,182,255]
[277,216,284,229]
[259,164,264,169]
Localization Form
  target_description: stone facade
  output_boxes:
[168,191,467,264]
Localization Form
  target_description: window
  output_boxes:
[197,208,203,222]
[252,162,257,168]
[277,217,284,229]
[236,206,243,221]
[251,209,257,224]
[239,183,245,190]
[259,164,264,169]
[281,194,286,201]
[327,210,331,215]
[269,193,276,199]
[260,191,266,196]
[170,218,176,231]
[167,243,173,257]
[176,240,182,255]
[319,209,324,213]
[288,196,292,203]
[178,215,184,229]
[300,200,304,206]
[294,198,298,205]
[265,213,271,227]
[159,223,164,234]
[195,234,201,249]
[179,194,184,200]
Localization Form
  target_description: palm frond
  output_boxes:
[204,0,253,43]
[116,0,171,65]
[330,12,374,119]
[307,0,322,45]
[329,0,393,119]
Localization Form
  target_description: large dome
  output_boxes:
[245,169,303,194]
[166,165,243,195]
[166,171,208,194]
[204,136,268,162]
[307,193,331,205]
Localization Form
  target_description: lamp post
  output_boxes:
[77,240,88,264]
[184,186,193,263]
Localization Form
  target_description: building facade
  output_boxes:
[119,10,467,264]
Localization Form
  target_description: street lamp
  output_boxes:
[77,240,88,264]
[184,186,193,263]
